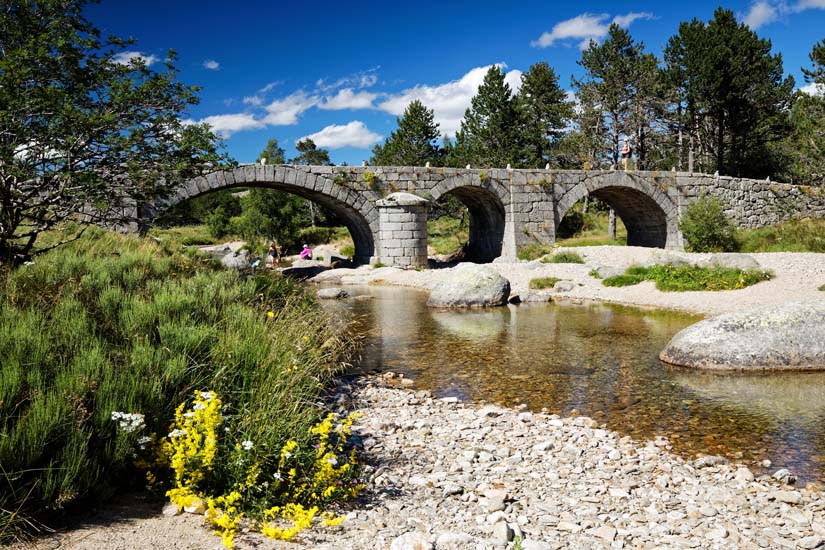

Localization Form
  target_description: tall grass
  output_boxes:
[736,218,825,253]
[0,228,350,543]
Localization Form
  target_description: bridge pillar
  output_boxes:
[376,192,429,268]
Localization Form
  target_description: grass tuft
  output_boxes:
[529,277,560,290]
[602,264,773,291]
[541,251,585,264]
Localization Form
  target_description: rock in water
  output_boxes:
[317,287,349,299]
[427,263,510,308]
[660,301,825,371]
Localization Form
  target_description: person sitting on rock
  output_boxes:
[299,244,313,260]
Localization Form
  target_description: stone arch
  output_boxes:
[555,173,679,248]
[429,176,510,262]
[149,165,378,264]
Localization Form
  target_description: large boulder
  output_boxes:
[660,301,825,371]
[220,249,252,270]
[699,253,760,270]
[427,264,510,308]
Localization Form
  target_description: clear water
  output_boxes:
[323,286,825,483]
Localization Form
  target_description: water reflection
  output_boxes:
[324,286,825,482]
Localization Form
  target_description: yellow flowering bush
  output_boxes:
[143,391,364,548]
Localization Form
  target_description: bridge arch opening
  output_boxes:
[149,167,378,264]
[431,185,506,263]
[557,185,672,248]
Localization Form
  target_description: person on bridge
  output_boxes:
[621,140,633,171]
[299,244,313,260]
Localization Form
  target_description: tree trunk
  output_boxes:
[607,209,616,241]
[309,202,316,227]
[582,194,590,215]
[716,111,725,175]
[677,103,684,171]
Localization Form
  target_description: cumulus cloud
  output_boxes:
[112,51,159,66]
[195,113,265,137]
[319,88,378,110]
[742,1,780,28]
[262,91,319,125]
[799,82,824,96]
[532,12,654,50]
[378,64,523,136]
[300,121,382,149]
[243,95,263,106]
[203,59,220,70]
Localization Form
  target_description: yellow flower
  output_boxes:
[267,311,274,318]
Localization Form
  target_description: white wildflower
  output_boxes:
[284,451,292,459]
[183,411,195,418]
[326,456,338,466]
[137,435,152,450]
[273,472,282,481]
[193,402,207,410]
[241,440,254,451]
[198,391,214,401]
[111,411,145,433]
[168,429,188,438]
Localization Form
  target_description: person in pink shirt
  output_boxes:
[299,244,313,260]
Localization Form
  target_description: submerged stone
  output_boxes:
[427,263,510,308]
[660,300,825,371]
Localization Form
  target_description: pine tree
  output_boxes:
[370,100,442,166]
[257,138,285,164]
[784,39,825,185]
[453,66,520,168]
[290,139,331,165]
[517,62,574,167]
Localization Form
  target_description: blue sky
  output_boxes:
[87,0,825,166]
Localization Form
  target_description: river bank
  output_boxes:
[23,377,825,550]
[309,246,825,316]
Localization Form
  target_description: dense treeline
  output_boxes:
[371,9,824,185]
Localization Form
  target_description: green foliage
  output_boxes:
[428,216,469,255]
[149,225,218,247]
[602,264,772,291]
[479,170,489,182]
[736,218,825,252]
[452,66,521,167]
[158,190,242,230]
[370,100,442,166]
[298,226,334,246]
[0,228,351,542]
[339,244,355,258]
[517,243,555,261]
[372,261,386,268]
[679,197,738,252]
[258,138,286,164]
[363,170,376,189]
[290,139,331,166]
[0,0,228,264]
[528,277,560,290]
[541,251,585,264]
[663,9,794,177]
[518,62,575,167]
[819,283,825,291]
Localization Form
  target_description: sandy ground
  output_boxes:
[311,247,825,316]
[13,247,825,549]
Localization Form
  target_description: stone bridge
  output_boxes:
[143,164,825,266]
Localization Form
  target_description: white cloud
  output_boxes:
[799,82,824,96]
[203,59,220,70]
[243,95,263,106]
[532,12,654,50]
[300,121,382,149]
[262,91,319,125]
[378,64,523,136]
[742,1,780,28]
[794,0,825,9]
[112,51,160,66]
[197,113,265,137]
[318,68,380,92]
[319,88,378,110]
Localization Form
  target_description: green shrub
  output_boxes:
[541,251,585,264]
[679,196,738,252]
[0,228,356,544]
[517,243,554,261]
[528,277,560,290]
[602,264,772,291]
[298,225,333,245]
[339,244,355,258]
[737,218,825,253]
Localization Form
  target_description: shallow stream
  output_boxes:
[323,286,825,483]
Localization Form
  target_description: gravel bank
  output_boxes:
[25,379,825,550]
[311,247,825,316]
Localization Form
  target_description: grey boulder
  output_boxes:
[317,288,349,300]
[220,249,252,269]
[700,253,760,270]
[427,263,510,308]
[660,300,825,371]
